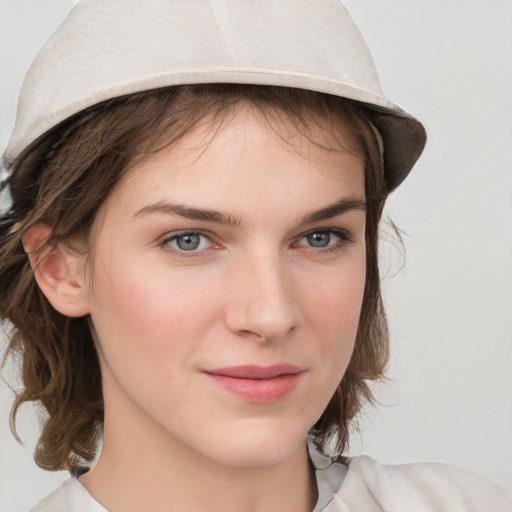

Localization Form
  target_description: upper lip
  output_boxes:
[203,364,304,379]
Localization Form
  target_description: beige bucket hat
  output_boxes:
[0,0,426,216]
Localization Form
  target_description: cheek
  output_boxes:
[303,256,366,374]
[306,259,366,333]
[88,257,218,363]
[288,256,366,429]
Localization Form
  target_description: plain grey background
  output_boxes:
[1,1,511,510]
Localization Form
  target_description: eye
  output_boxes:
[296,229,352,250]
[160,231,212,252]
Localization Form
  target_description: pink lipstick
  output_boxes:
[203,364,304,403]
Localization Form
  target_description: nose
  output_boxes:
[224,249,302,343]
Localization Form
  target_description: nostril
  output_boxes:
[235,322,297,344]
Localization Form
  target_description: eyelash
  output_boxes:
[294,229,354,253]
[158,228,354,257]
[158,230,214,256]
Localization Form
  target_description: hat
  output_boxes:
[1,0,426,215]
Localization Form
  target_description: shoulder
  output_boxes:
[325,455,512,512]
[30,477,107,512]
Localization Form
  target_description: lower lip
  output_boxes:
[205,372,302,403]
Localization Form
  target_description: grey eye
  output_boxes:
[160,231,214,254]
[175,233,202,250]
[306,231,332,248]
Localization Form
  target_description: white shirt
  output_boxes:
[31,447,512,512]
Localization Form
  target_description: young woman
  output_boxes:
[0,1,510,511]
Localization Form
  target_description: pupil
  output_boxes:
[308,232,330,247]
[177,234,201,250]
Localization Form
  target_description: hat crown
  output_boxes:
[6,0,387,163]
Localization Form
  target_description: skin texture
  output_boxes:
[25,105,366,512]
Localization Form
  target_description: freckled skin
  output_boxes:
[79,105,366,511]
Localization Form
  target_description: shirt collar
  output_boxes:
[308,439,348,511]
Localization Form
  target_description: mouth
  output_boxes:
[202,364,305,403]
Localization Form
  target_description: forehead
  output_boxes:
[128,102,362,181]
[103,103,365,221]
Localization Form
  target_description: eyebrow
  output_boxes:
[134,196,366,227]
[300,196,366,224]
[134,202,243,227]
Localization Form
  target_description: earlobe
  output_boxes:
[23,224,90,318]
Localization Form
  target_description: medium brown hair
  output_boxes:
[0,84,388,471]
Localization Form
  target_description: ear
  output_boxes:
[23,224,91,317]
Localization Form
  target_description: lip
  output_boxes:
[202,364,304,403]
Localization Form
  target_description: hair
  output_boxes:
[0,84,389,471]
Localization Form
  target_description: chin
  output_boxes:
[196,418,311,468]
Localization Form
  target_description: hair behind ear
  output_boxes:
[2,223,103,471]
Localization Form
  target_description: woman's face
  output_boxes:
[84,105,366,467]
